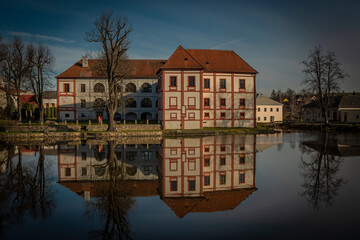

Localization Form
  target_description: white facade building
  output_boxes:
[57,58,165,121]
[256,94,283,123]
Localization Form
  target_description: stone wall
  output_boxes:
[2,123,161,132]
[87,124,161,131]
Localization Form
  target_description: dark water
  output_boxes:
[1,132,360,240]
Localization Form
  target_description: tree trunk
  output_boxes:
[39,105,44,123]
[107,109,115,132]
[16,91,21,122]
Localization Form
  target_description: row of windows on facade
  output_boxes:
[257,116,276,121]
[78,98,153,109]
[65,165,153,177]
[168,97,247,109]
[45,103,56,108]
[169,76,246,90]
[63,82,153,93]
[169,155,247,172]
[79,151,153,162]
[258,107,280,112]
[169,145,246,155]
[170,173,246,191]
[170,111,246,120]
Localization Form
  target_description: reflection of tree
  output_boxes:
[299,133,346,209]
[0,145,55,238]
[86,141,134,240]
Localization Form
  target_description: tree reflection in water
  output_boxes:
[85,141,135,240]
[0,145,55,238]
[299,133,346,209]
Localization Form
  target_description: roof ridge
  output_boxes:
[182,47,204,68]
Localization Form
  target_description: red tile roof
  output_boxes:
[160,46,204,70]
[20,95,37,105]
[59,180,159,198]
[57,59,166,79]
[160,45,258,74]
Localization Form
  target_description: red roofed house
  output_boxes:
[56,58,165,121]
[157,46,258,129]
[56,46,258,128]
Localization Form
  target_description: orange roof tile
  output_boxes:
[160,45,204,70]
[59,180,159,198]
[57,59,166,79]
[162,188,257,218]
[160,46,258,74]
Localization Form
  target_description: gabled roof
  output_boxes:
[162,188,257,218]
[303,95,343,108]
[43,91,57,99]
[339,95,360,108]
[256,94,282,105]
[187,49,258,74]
[20,95,37,105]
[57,59,166,79]
[160,46,204,70]
[160,45,258,74]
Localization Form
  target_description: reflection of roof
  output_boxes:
[161,46,258,74]
[162,188,257,218]
[256,94,282,106]
[256,143,278,152]
[59,180,159,197]
[57,59,166,79]
[302,141,360,157]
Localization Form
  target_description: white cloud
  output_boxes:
[7,31,75,43]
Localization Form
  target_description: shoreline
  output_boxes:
[0,127,280,143]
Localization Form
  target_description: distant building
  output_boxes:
[256,94,283,123]
[303,95,360,123]
[42,91,57,109]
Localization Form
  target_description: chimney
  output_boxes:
[82,57,88,68]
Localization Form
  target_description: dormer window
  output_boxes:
[206,61,209,64]
[184,58,188,61]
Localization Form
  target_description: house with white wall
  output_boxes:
[56,58,165,121]
[256,94,283,123]
[157,46,258,129]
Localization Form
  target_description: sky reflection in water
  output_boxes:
[0,132,359,239]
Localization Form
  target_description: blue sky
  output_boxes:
[1,0,359,95]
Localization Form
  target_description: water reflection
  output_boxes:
[57,135,258,220]
[0,145,56,238]
[299,133,348,209]
[2,132,360,239]
[158,136,257,218]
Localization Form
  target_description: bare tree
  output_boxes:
[26,43,55,124]
[299,133,346,209]
[85,12,133,131]
[0,37,29,122]
[301,46,347,125]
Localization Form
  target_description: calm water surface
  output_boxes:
[1,132,359,240]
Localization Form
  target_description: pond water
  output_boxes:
[1,132,360,240]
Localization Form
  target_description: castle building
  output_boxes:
[57,46,258,129]
[56,58,165,121]
[157,46,258,129]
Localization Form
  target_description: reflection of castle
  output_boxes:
[157,135,257,218]
[58,143,159,200]
[58,136,257,217]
